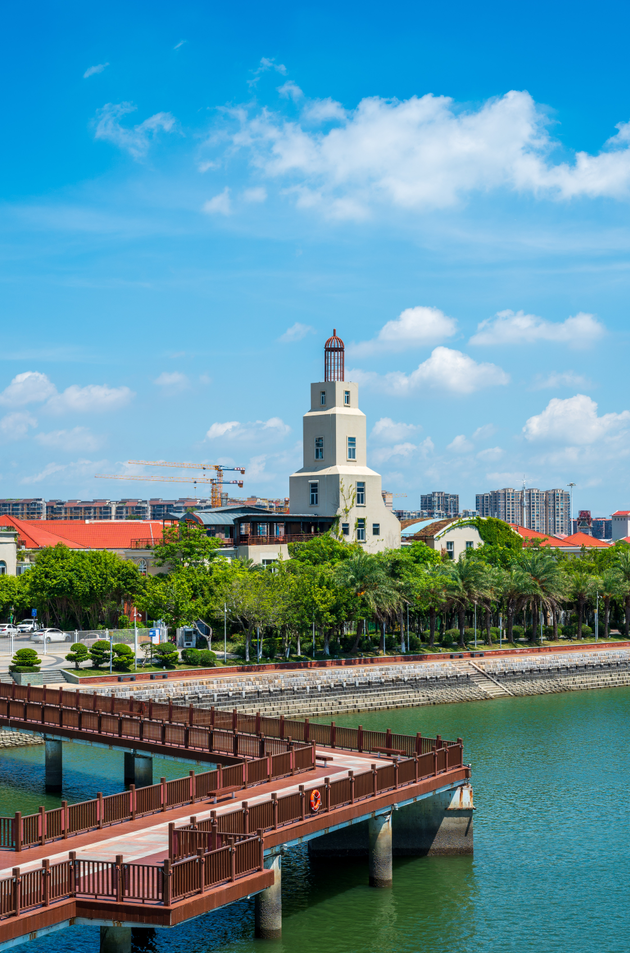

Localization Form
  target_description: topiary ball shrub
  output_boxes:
[10,648,40,672]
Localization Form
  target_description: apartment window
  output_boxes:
[357,519,366,542]
[446,541,454,559]
[315,437,324,460]
[344,390,350,406]
[320,391,326,406]
[138,558,148,576]
[372,523,380,536]
[465,540,474,550]
[356,481,365,505]
[347,437,356,460]
[341,522,349,536]
[0,561,5,575]
[309,482,319,506]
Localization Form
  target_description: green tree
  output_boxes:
[613,549,630,637]
[516,551,566,643]
[89,639,112,669]
[443,557,491,648]
[288,532,356,565]
[565,560,600,639]
[65,642,89,670]
[152,523,222,569]
[10,648,40,672]
[415,565,449,648]
[112,643,134,671]
[152,642,179,668]
[335,552,401,655]
[600,568,627,638]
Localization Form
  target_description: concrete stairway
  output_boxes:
[451,661,513,698]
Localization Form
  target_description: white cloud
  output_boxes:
[0,371,56,406]
[277,81,303,102]
[21,458,107,486]
[206,418,290,442]
[278,322,315,343]
[485,470,536,486]
[202,188,232,215]
[371,418,420,443]
[94,102,176,159]
[473,423,497,440]
[242,187,267,203]
[351,306,457,356]
[447,434,474,454]
[532,370,593,390]
[0,412,37,441]
[301,99,347,123]
[174,40,186,50]
[46,384,134,414]
[154,371,189,389]
[470,310,605,348]
[523,394,630,445]
[226,90,630,217]
[248,57,287,88]
[372,442,417,464]
[84,63,109,78]
[350,347,509,395]
[35,427,103,452]
[477,446,504,462]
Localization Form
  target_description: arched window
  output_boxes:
[0,562,6,575]
[138,559,148,576]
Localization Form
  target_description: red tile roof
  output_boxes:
[612,511,630,516]
[562,531,610,548]
[0,516,169,550]
[509,524,611,548]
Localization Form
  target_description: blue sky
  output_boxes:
[2,0,630,515]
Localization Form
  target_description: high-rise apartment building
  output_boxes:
[476,487,570,535]
[0,499,46,520]
[420,491,459,518]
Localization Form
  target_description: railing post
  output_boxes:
[210,706,215,727]
[97,792,104,830]
[161,777,167,811]
[161,724,167,745]
[163,859,172,906]
[372,764,378,797]
[128,783,136,820]
[255,711,261,734]
[299,785,305,820]
[217,764,223,791]
[258,829,264,871]
[39,806,46,846]
[279,715,285,739]
[414,754,419,783]
[394,760,399,790]
[168,698,173,722]
[190,770,196,803]
[119,716,124,737]
[243,761,248,789]
[304,718,310,744]
[148,699,153,721]
[168,822,175,860]
[230,844,236,882]
[433,746,438,776]
[14,811,22,851]
[330,722,336,748]
[457,737,464,768]
[116,855,124,902]
[110,694,115,715]
[267,754,272,782]
[415,732,422,756]
[325,777,331,813]
[436,734,442,749]
[386,728,392,750]
[311,741,316,767]
[358,725,363,753]
[232,708,238,731]
[258,733,265,759]
[184,726,190,749]
[233,732,239,758]
[12,867,21,916]
[69,851,76,896]
[211,819,218,851]
[42,858,50,906]
[290,746,295,777]
[349,771,355,804]
[188,703,194,726]
[243,801,249,835]
[198,848,205,894]
[271,793,278,830]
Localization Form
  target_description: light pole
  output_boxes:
[108,629,112,674]
[567,483,576,534]
[312,612,316,658]
[224,603,227,663]
[595,591,599,642]
[474,602,477,649]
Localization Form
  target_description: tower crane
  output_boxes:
[95,461,245,508]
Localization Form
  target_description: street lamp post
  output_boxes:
[474,603,477,649]
[108,629,112,675]
[224,603,227,663]
[567,483,576,534]
[595,591,599,642]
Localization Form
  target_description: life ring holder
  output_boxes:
[310,789,322,813]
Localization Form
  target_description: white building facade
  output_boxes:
[289,332,400,554]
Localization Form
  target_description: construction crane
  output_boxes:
[96,461,245,508]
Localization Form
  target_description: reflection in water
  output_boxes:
[3,687,630,952]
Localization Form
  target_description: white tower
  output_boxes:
[289,330,400,553]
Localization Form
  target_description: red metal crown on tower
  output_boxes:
[324,329,345,381]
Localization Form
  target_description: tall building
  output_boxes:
[420,491,459,518]
[289,330,400,553]
[0,499,46,520]
[476,487,570,535]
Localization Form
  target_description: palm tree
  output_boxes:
[335,552,402,654]
[416,566,449,648]
[613,549,630,637]
[443,558,491,648]
[600,568,627,638]
[515,551,566,643]
[565,561,600,639]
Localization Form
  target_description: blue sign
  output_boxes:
[31,608,37,618]
[149,628,159,638]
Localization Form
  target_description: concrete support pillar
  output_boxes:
[45,738,62,793]
[392,783,474,856]
[255,853,282,939]
[100,926,131,953]
[124,751,153,788]
[369,813,393,888]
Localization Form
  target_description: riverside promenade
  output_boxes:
[0,683,472,952]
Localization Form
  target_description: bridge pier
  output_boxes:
[255,852,282,939]
[393,783,474,856]
[45,738,62,793]
[124,751,153,788]
[100,926,131,953]
[369,813,393,887]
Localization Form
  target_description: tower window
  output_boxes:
[347,437,356,460]
[446,541,454,559]
[356,481,365,505]
[372,524,380,536]
[341,522,349,536]
[320,391,326,406]
[344,390,350,405]
[309,482,319,506]
[315,437,324,460]
[357,519,366,542]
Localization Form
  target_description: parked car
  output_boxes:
[32,628,72,643]
[17,620,38,633]
[0,624,18,636]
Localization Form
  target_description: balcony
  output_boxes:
[238,533,321,546]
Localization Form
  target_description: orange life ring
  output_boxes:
[310,789,322,813]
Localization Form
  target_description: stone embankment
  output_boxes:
[85,648,630,716]
[0,730,44,747]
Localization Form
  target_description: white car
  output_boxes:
[32,628,72,643]
[17,620,38,633]
[0,624,17,636]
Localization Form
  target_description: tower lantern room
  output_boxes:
[324,329,345,382]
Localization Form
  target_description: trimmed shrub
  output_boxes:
[89,640,111,669]
[10,648,40,673]
[65,643,89,670]
[153,643,178,668]
[112,643,134,672]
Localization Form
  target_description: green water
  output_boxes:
[3,688,629,952]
